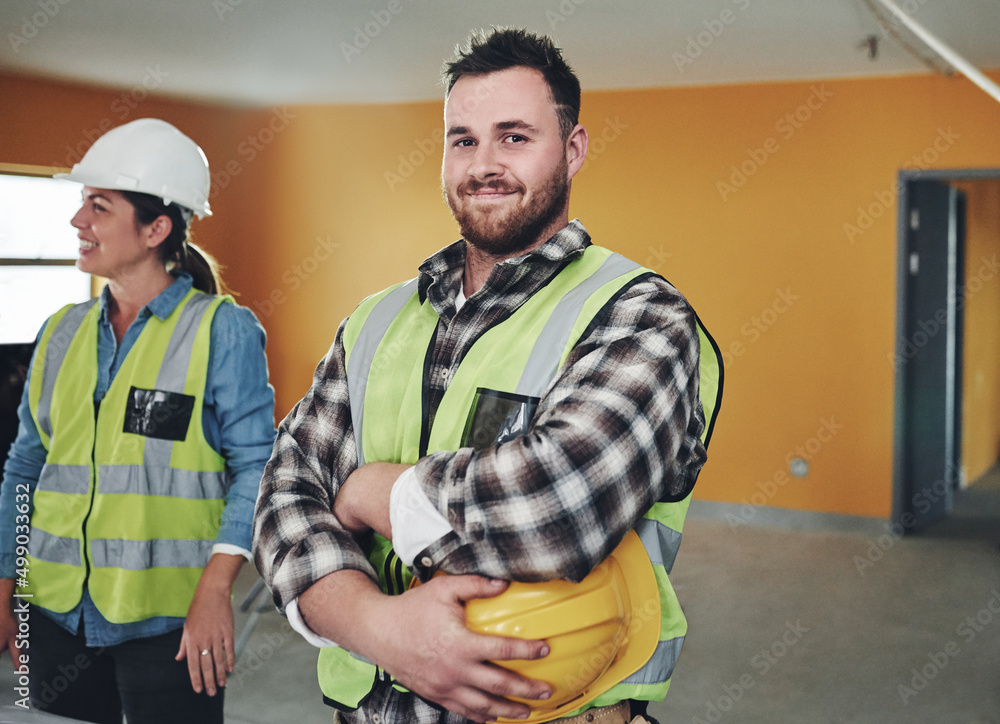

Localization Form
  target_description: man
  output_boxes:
[253,27,721,724]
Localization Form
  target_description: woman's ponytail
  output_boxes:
[121,190,228,295]
[174,241,225,295]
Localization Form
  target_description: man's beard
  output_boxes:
[445,163,569,257]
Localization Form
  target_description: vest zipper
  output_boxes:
[382,552,398,595]
[392,555,405,594]
[81,400,101,585]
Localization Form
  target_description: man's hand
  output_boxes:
[175,553,245,696]
[300,569,552,723]
[377,575,552,722]
[333,462,410,537]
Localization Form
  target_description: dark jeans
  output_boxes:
[28,610,224,724]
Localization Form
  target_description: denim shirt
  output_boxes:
[0,272,276,646]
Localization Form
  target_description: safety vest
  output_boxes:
[318,246,723,716]
[24,288,232,623]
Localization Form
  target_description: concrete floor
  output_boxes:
[1,472,998,724]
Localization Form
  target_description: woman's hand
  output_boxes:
[175,554,245,696]
[0,580,24,670]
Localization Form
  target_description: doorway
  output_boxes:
[892,168,1000,534]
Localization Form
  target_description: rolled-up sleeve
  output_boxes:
[252,322,375,612]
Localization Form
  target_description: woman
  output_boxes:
[0,118,276,724]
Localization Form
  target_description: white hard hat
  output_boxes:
[55,118,212,219]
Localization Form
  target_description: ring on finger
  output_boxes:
[201,649,211,656]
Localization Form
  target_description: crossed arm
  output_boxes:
[252,277,704,721]
[289,461,553,721]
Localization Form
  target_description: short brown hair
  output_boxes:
[442,27,581,139]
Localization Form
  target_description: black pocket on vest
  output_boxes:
[461,388,540,452]
[123,386,195,441]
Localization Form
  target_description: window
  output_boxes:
[0,164,92,345]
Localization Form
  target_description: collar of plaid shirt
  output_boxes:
[416,219,592,315]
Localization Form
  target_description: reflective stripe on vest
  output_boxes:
[24,290,230,623]
[319,246,723,712]
[28,527,82,567]
[30,300,98,447]
[514,253,643,398]
[347,278,420,467]
[89,538,216,569]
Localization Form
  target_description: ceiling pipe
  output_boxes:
[873,0,1000,106]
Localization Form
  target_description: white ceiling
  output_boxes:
[2,0,999,107]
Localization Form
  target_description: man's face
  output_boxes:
[442,67,578,257]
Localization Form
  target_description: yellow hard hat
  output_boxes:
[452,529,660,723]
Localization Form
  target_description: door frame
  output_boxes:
[892,167,1000,530]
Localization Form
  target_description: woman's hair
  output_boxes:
[441,27,581,140]
[120,191,227,295]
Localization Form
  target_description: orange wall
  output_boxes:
[5,70,1000,519]
[237,103,459,409]
[956,179,1000,483]
[567,75,1000,519]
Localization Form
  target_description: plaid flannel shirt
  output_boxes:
[252,219,706,723]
